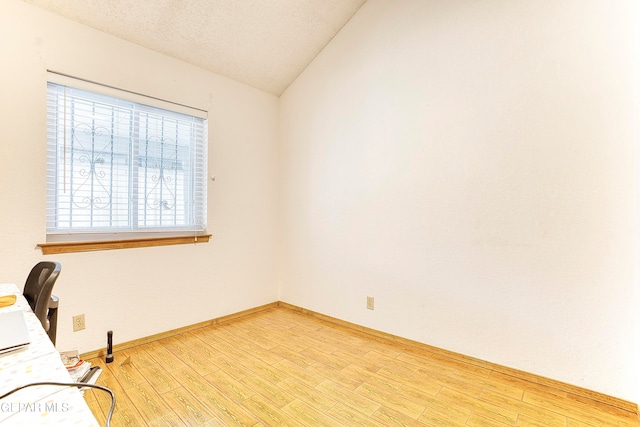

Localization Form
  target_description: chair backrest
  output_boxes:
[23,261,61,331]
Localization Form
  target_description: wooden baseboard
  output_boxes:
[80,302,279,360]
[81,300,639,417]
[277,301,639,416]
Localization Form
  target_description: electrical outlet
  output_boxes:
[367,296,374,310]
[73,314,85,332]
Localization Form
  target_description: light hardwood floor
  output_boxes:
[84,307,640,426]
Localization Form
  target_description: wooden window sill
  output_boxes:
[38,234,211,255]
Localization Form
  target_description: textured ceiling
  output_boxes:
[22,0,367,95]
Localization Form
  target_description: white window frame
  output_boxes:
[44,73,208,251]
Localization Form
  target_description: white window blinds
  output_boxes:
[46,78,207,240]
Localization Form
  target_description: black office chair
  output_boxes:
[23,261,61,346]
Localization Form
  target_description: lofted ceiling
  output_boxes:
[22,0,367,95]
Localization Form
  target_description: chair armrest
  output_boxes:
[48,294,59,309]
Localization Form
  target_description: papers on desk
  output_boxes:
[60,350,103,392]
[60,350,80,368]
[68,360,92,381]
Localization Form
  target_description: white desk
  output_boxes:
[0,283,100,426]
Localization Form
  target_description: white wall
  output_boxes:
[279,0,639,403]
[0,0,280,353]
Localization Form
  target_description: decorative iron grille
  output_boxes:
[46,82,206,235]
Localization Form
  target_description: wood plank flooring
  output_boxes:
[84,307,640,426]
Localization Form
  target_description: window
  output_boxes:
[43,76,208,252]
